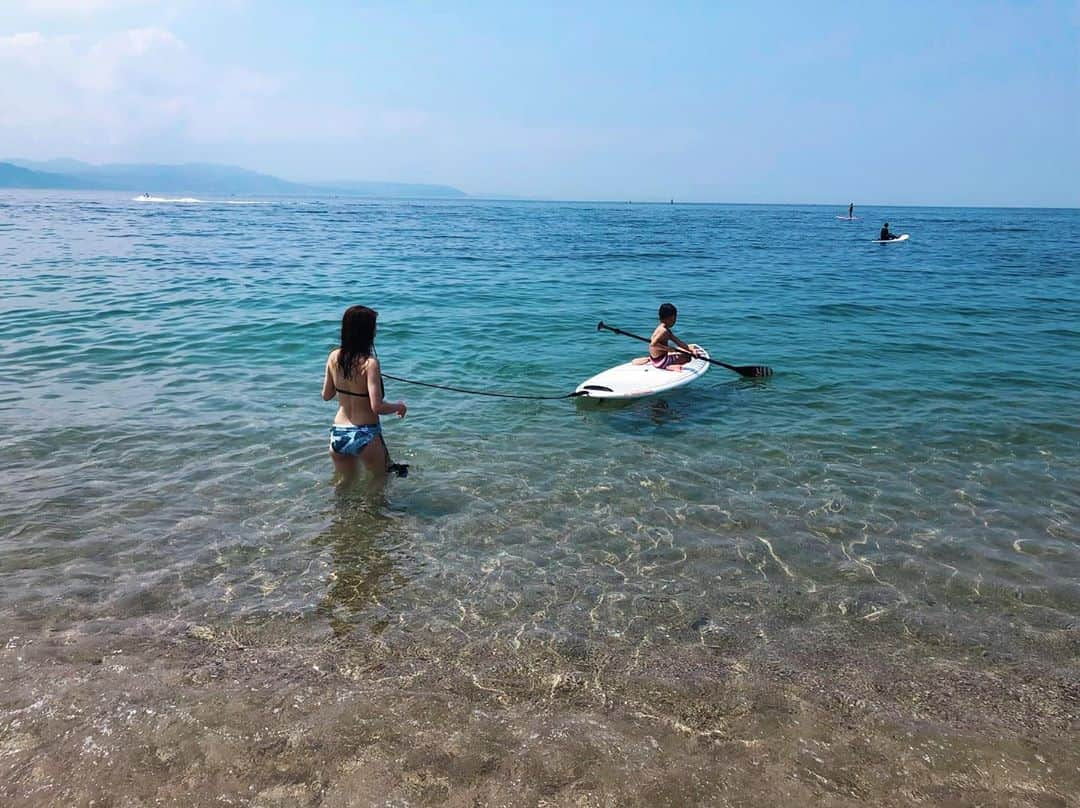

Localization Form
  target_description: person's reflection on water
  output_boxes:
[311,493,409,638]
[647,398,674,426]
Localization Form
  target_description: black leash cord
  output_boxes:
[381,373,587,400]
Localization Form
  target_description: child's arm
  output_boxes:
[665,330,694,353]
[652,326,700,356]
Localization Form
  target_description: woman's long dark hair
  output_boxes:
[337,305,377,380]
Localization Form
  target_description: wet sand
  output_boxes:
[3,595,1077,807]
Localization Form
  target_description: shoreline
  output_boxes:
[4,588,1076,806]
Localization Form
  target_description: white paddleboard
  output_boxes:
[576,348,710,400]
[872,233,909,243]
[836,215,860,220]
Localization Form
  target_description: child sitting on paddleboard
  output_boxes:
[633,302,702,371]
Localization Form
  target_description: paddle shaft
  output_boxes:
[597,321,772,378]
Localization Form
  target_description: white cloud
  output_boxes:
[0,32,48,48]
[0,27,191,140]
[16,0,156,14]
[0,26,427,161]
[80,27,189,92]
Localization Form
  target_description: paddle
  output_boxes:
[597,321,773,378]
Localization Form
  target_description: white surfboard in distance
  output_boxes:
[872,234,909,243]
[576,348,710,400]
[837,215,861,220]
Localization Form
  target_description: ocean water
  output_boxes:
[1,191,1078,804]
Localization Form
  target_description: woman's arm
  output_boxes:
[321,354,337,401]
[366,358,407,417]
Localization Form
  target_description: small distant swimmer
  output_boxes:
[143,192,150,199]
[879,222,898,241]
[848,202,854,219]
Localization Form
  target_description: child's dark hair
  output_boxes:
[658,302,677,320]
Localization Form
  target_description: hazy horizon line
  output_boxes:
[5,157,1076,210]
[3,186,1075,211]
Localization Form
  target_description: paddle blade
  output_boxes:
[736,365,773,378]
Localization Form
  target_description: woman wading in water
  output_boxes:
[322,305,408,479]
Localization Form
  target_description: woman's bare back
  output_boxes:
[326,349,379,426]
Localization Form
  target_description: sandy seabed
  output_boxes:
[2,597,1077,808]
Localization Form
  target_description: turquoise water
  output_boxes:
[1,191,1079,801]
[3,193,1077,620]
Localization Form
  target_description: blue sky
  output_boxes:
[1,1,1077,206]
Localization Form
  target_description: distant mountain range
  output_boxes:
[0,159,467,199]
[0,161,102,190]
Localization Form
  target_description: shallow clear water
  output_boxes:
[2,192,1077,627]
[1,191,1078,803]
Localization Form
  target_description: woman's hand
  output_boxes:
[395,401,408,418]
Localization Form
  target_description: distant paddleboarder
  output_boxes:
[848,202,854,219]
